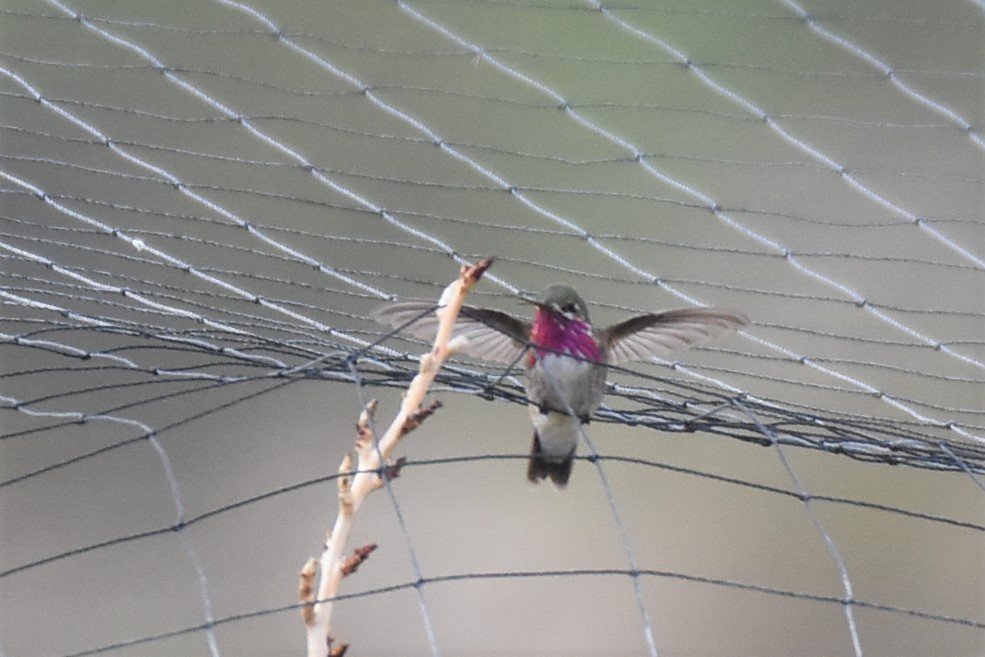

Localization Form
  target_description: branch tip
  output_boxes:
[382,456,407,481]
[401,398,443,435]
[341,542,378,577]
[463,256,495,282]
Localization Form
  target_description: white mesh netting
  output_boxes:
[1,2,983,656]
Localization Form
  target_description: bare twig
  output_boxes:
[300,257,494,657]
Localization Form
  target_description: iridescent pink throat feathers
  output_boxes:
[526,309,602,366]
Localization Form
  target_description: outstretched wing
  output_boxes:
[370,300,530,363]
[600,308,747,365]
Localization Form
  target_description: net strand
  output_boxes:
[388,2,985,440]
[345,358,443,657]
[735,398,863,656]
[2,3,982,656]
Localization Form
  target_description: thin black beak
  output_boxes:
[517,296,543,309]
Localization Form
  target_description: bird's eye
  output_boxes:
[562,303,577,314]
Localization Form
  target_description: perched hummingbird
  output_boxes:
[372,284,747,487]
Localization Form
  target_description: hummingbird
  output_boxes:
[372,284,747,487]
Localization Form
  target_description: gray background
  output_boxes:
[1,1,982,656]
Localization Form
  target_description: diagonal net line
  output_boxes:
[88,0,977,460]
[5,356,983,576]
[734,398,864,656]
[337,5,976,652]
[18,6,471,652]
[774,0,985,266]
[3,3,971,652]
[345,359,442,657]
[6,1,985,449]
[384,3,985,434]
[15,5,483,649]
[939,442,985,492]
[3,325,984,654]
[15,0,985,415]
[4,11,646,647]
[526,347,660,656]
[0,68,381,353]
[0,189,377,380]
[38,0,518,297]
[5,302,983,487]
[779,0,984,152]
[588,2,985,284]
[584,3,985,313]
[0,392,224,657]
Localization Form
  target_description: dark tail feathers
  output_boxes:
[526,433,574,488]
